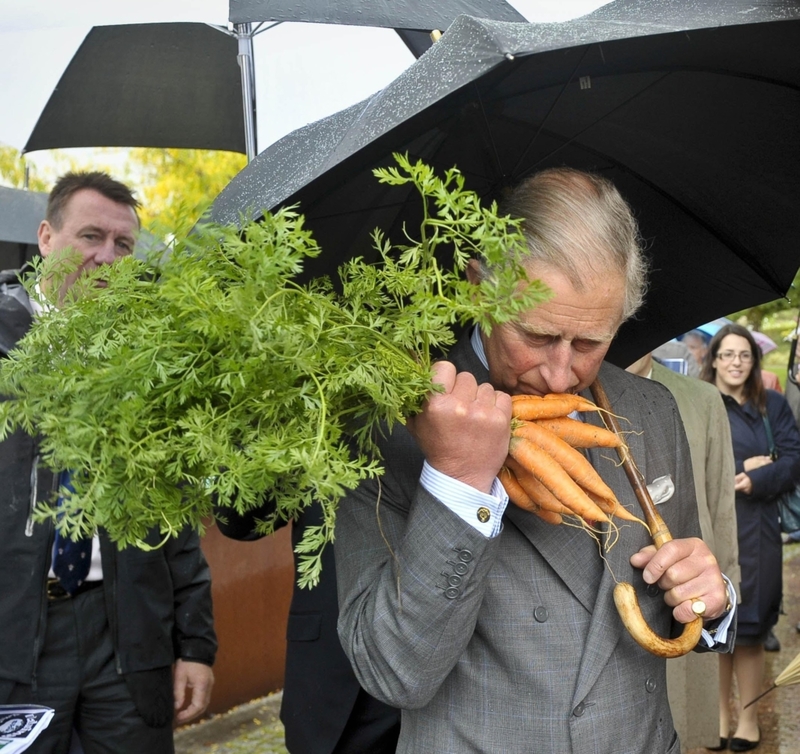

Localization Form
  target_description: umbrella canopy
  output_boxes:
[210,0,800,367]
[24,23,246,155]
[21,3,530,158]
[0,186,47,270]
[229,0,526,27]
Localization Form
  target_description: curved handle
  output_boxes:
[614,582,703,658]
[589,378,703,658]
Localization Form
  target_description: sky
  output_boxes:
[0,0,609,180]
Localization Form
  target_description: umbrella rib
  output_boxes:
[473,86,505,187]
[521,72,673,174]
[511,44,594,178]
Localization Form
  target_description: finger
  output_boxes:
[172,667,186,710]
[628,544,657,571]
[175,693,203,724]
[633,543,688,584]
[177,676,213,723]
[672,598,705,625]
[431,360,457,393]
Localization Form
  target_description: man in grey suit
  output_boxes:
[334,168,736,753]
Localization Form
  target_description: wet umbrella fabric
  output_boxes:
[229,0,527,27]
[210,1,800,367]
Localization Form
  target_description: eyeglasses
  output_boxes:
[716,350,754,363]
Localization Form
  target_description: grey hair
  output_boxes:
[486,167,648,322]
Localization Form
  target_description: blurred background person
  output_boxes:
[681,328,710,371]
[651,339,700,378]
[701,323,800,751]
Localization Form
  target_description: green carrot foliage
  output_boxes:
[0,154,550,587]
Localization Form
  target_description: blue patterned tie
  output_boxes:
[51,470,92,595]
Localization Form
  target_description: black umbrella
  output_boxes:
[0,186,47,270]
[23,2,528,162]
[210,0,800,367]
[24,23,246,155]
[229,0,526,27]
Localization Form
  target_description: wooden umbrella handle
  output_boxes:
[589,378,703,658]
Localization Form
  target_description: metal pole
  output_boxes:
[235,22,257,161]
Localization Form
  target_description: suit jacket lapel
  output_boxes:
[573,364,657,701]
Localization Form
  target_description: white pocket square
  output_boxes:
[647,475,675,505]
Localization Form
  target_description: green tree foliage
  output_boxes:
[123,148,246,236]
[0,145,50,191]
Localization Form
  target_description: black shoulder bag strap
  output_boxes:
[762,412,778,462]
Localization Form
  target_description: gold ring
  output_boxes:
[691,600,706,617]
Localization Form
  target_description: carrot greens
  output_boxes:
[0,154,549,587]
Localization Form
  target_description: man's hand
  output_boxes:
[173,659,215,725]
[629,537,728,623]
[405,361,512,494]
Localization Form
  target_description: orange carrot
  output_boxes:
[504,458,574,516]
[507,437,609,524]
[531,416,622,449]
[511,393,598,421]
[499,466,563,525]
[511,421,617,503]
[584,489,647,528]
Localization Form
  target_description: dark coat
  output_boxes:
[721,389,800,636]
[217,502,400,754]
[0,269,217,727]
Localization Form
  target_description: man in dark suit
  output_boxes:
[0,171,217,753]
[217,502,400,754]
[334,168,737,753]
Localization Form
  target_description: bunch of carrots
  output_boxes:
[500,393,645,532]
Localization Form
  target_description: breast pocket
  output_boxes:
[286,612,322,642]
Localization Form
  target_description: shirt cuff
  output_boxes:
[698,573,737,648]
[420,461,508,537]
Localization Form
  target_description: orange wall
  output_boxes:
[200,521,294,714]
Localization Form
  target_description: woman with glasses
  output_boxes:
[701,323,800,751]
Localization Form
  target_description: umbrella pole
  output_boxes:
[235,22,258,161]
[743,683,777,709]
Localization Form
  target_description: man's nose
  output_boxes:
[540,342,575,393]
[94,239,118,265]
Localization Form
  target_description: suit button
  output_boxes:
[534,606,549,623]
[573,702,585,717]
[444,587,460,600]
[646,584,660,597]
[452,562,469,575]
[446,574,462,587]
[645,678,657,693]
[456,549,474,562]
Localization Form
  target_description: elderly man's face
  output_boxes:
[477,261,626,396]
[38,188,138,301]
[683,334,708,367]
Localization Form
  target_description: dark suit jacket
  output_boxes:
[335,334,719,753]
[217,501,400,754]
[0,269,217,728]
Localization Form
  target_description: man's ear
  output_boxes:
[37,220,53,258]
[466,259,482,285]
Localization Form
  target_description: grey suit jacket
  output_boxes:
[335,336,705,754]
